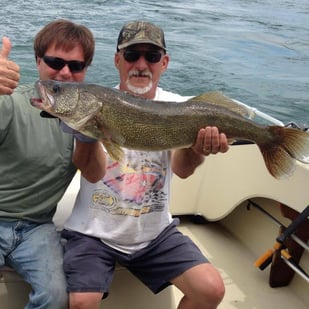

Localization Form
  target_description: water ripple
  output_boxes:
[0,0,308,124]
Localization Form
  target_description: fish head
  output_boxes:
[32,80,102,129]
[32,80,79,115]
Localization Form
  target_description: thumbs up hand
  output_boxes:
[0,37,20,95]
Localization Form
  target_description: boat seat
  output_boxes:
[0,263,176,309]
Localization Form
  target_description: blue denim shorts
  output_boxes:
[62,219,208,295]
[0,220,68,308]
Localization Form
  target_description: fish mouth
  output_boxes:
[30,97,43,107]
[31,81,55,111]
[38,81,56,107]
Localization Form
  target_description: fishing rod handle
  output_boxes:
[254,242,281,270]
[277,205,309,244]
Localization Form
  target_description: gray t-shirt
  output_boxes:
[0,85,76,222]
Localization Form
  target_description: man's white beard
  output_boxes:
[126,69,153,95]
[126,80,153,95]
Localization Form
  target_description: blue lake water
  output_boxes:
[1,0,308,125]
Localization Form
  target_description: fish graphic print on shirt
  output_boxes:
[90,150,170,217]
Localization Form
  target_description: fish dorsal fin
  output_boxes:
[188,91,251,117]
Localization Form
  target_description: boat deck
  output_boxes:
[175,213,308,309]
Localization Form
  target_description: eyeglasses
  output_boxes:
[42,56,86,73]
[123,50,163,63]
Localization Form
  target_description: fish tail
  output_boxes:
[258,126,309,179]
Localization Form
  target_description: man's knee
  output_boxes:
[69,292,103,309]
[197,269,225,307]
[174,263,225,308]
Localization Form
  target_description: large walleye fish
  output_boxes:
[31,80,309,179]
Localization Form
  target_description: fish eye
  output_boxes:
[52,84,61,93]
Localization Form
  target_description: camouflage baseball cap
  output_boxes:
[117,21,166,51]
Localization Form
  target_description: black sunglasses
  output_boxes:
[42,56,86,73]
[123,50,163,63]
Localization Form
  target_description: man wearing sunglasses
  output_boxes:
[0,20,105,308]
[62,21,228,309]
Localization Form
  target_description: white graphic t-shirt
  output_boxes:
[64,87,191,254]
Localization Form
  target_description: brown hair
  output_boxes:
[34,19,95,66]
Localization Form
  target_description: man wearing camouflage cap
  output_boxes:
[62,20,227,309]
[117,20,166,51]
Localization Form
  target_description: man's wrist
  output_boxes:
[74,133,97,143]
[60,121,97,143]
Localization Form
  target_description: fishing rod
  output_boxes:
[246,200,309,282]
[247,200,309,251]
[280,249,309,283]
